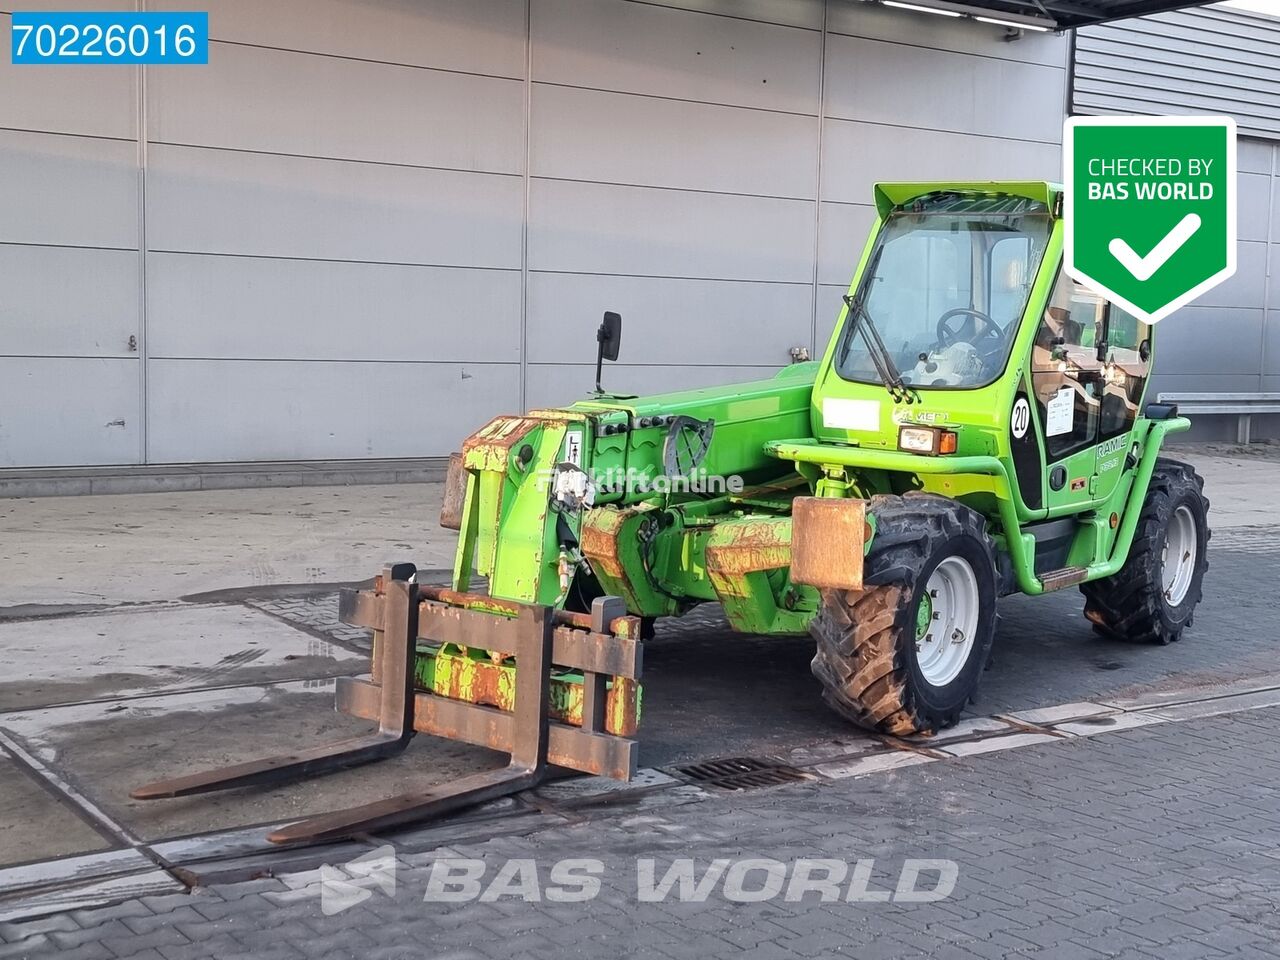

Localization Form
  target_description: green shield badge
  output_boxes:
[1064,116,1237,324]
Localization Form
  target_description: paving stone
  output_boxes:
[1003,702,1112,725]
[120,908,207,937]
[99,926,193,957]
[812,750,934,778]
[15,706,1280,960]
[937,731,1062,756]
[1053,713,1165,736]
[0,913,80,941]
[0,935,51,959]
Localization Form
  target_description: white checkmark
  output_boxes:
[1108,213,1202,282]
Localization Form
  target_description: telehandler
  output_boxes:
[135,181,1209,843]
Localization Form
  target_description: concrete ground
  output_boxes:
[0,442,1277,954]
[0,485,456,610]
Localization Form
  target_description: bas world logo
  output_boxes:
[317,845,397,915]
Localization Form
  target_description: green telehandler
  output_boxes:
[135,181,1209,843]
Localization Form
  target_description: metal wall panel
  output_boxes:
[528,178,815,283]
[145,360,521,462]
[0,2,141,465]
[0,246,139,358]
[1154,306,1265,376]
[0,131,138,249]
[149,43,525,174]
[632,0,824,31]
[530,83,818,199]
[526,363,777,410]
[1266,311,1280,376]
[1075,9,1280,409]
[1151,371,1265,394]
[0,358,140,467]
[1191,241,1267,310]
[531,0,822,114]
[817,202,876,286]
[823,34,1065,143]
[0,16,136,140]
[1075,6,1280,139]
[1239,138,1273,175]
[825,0,1066,64]
[820,120,1062,199]
[1239,172,1272,243]
[815,284,852,346]
[0,0,132,10]
[1272,242,1280,309]
[157,0,528,79]
[147,254,522,363]
[525,272,813,366]
[25,0,1243,466]
[146,144,524,267]
[1080,12,1280,132]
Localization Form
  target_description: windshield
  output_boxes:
[835,195,1053,390]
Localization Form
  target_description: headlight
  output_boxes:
[898,425,957,455]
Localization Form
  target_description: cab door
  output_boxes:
[1029,270,1151,514]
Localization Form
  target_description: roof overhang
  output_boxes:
[862,0,1219,32]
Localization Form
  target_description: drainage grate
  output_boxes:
[674,757,810,792]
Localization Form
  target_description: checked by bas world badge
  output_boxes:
[1064,115,1237,324]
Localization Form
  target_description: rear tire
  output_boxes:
[809,493,999,736]
[1081,458,1209,645]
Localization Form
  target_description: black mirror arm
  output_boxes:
[595,331,606,394]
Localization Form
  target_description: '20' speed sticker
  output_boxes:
[1011,397,1031,439]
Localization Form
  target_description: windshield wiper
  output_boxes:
[837,245,882,370]
[835,244,916,404]
[842,294,914,404]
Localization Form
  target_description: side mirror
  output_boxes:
[598,311,622,362]
[595,311,622,393]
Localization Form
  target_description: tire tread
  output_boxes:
[1080,458,1210,645]
[809,494,997,736]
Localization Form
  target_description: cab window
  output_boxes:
[1031,271,1151,461]
[1098,304,1151,441]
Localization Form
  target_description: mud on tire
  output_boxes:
[809,492,999,736]
[1081,458,1209,645]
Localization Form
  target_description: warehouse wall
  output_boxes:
[1075,3,1280,434]
[0,0,1068,467]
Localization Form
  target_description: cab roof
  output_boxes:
[873,182,1064,218]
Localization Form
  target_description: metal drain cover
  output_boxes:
[675,757,810,792]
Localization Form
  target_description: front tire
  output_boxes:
[809,493,999,736]
[1081,458,1210,644]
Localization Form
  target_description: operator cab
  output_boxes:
[834,192,1051,390]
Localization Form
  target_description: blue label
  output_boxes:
[10,12,209,64]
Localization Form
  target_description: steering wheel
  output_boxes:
[936,307,999,348]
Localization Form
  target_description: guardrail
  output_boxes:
[1157,392,1280,444]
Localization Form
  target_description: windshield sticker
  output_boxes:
[823,398,880,432]
[1045,387,1074,437]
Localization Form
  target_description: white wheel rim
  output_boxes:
[914,556,980,688]
[1162,504,1198,607]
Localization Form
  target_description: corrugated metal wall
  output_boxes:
[0,0,1069,466]
[1075,4,1280,136]
[1075,3,1280,419]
